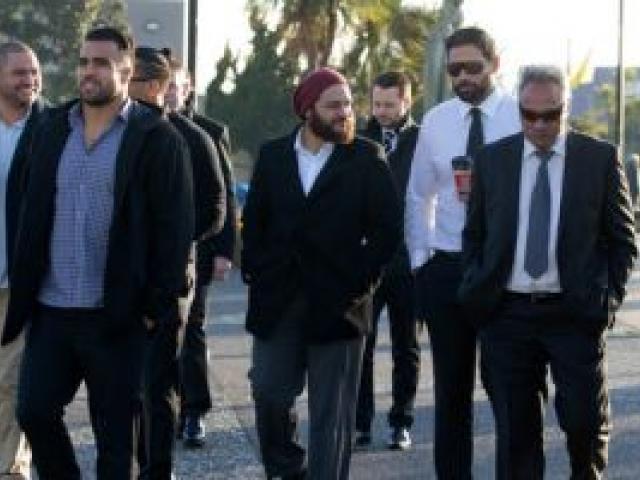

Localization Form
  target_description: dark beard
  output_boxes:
[308,109,355,144]
[453,80,491,104]
[82,92,116,107]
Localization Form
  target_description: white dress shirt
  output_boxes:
[294,129,334,195]
[507,135,566,293]
[0,110,30,287]
[405,89,521,269]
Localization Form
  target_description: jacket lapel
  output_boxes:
[307,142,350,201]
[504,133,525,256]
[112,103,146,214]
[283,130,306,203]
[557,131,579,253]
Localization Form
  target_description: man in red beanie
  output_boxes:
[242,67,401,480]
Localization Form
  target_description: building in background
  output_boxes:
[126,0,189,65]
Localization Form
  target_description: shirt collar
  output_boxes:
[523,133,567,160]
[0,105,31,130]
[69,98,133,129]
[294,127,334,157]
[456,87,503,120]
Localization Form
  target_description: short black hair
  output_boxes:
[85,26,134,57]
[134,46,171,83]
[372,71,412,100]
[445,27,496,61]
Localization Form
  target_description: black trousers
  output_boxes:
[179,282,212,416]
[417,251,475,479]
[138,320,183,480]
[480,295,609,480]
[356,260,420,431]
[17,305,145,480]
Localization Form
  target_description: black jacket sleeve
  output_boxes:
[144,128,195,322]
[604,145,638,310]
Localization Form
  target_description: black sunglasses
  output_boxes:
[446,61,485,77]
[519,105,564,123]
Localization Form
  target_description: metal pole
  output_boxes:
[615,0,625,158]
[188,0,198,84]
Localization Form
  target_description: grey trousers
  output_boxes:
[249,296,364,480]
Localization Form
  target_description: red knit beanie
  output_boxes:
[293,67,348,119]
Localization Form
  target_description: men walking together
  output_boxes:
[242,67,401,479]
[1,27,194,479]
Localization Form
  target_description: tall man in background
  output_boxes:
[0,39,45,480]
[163,60,238,447]
[129,46,225,479]
[405,27,520,477]
[356,71,420,450]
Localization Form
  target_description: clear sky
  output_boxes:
[196,0,638,94]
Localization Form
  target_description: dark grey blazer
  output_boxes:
[459,131,638,333]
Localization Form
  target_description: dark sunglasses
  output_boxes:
[446,61,485,77]
[519,105,564,123]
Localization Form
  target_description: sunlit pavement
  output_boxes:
[65,267,640,479]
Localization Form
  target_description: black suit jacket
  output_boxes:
[361,115,419,275]
[360,115,419,204]
[241,129,401,343]
[459,131,638,333]
[5,100,48,279]
[184,111,237,284]
[167,111,225,240]
[2,100,194,345]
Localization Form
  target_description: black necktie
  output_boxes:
[466,107,484,157]
[383,129,396,155]
[524,150,554,279]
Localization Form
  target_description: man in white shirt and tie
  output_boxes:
[405,27,520,477]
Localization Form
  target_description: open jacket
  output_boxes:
[241,129,401,343]
[459,131,638,334]
[2,100,194,344]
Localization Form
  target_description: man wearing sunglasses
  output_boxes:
[405,26,520,477]
[459,65,637,478]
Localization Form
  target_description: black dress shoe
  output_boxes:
[267,470,306,480]
[388,427,412,450]
[354,429,372,448]
[183,414,206,448]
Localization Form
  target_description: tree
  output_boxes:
[0,0,129,103]
[204,8,299,159]
[206,0,438,156]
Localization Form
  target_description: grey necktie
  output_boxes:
[524,149,554,279]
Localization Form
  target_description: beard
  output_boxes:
[453,77,492,104]
[308,109,355,144]
[79,78,117,107]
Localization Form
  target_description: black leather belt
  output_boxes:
[433,249,462,261]
[38,303,104,319]
[504,291,563,304]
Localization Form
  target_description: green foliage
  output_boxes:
[206,0,438,157]
[0,0,129,103]
[204,9,298,159]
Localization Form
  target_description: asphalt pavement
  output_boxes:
[64,268,640,479]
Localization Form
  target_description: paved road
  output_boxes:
[65,268,640,479]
